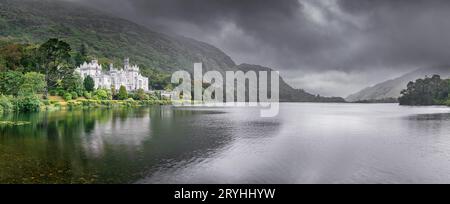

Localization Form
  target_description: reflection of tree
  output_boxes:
[0,107,280,184]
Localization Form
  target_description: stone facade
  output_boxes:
[75,58,149,91]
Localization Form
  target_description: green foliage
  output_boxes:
[38,38,73,96]
[63,73,84,95]
[74,43,89,66]
[83,75,95,92]
[21,72,45,94]
[0,43,24,70]
[0,71,24,96]
[0,95,14,112]
[94,89,110,100]
[110,85,117,100]
[15,94,41,112]
[57,89,66,97]
[118,85,128,100]
[71,91,79,99]
[399,75,449,106]
[83,91,92,99]
[149,92,160,101]
[136,88,149,100]
[143,68,172,90]
[49,90,58,96]
[63,92,72,101]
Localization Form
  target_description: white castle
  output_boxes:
[75,58,149,91]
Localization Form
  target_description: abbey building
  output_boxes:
[75,58,149,91]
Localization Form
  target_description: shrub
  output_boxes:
[49,90,58,96]
[136,88,149,100]
[22,72,46,94]
[0,95,14,112]
[63,93,73,101]
[118,85,128,100]
[42,100,51,106]
[83,91,92,99]
[71,91,79,99]
[16,95,41,112]
[94,89,109,100]
[67,101,82,109]
[83,76,95,92]
[129,92,139,100]
[148,93,159,101]
[58,90,66,97]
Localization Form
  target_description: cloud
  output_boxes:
[64,0,450,96]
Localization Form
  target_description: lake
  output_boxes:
[1,103,450,184]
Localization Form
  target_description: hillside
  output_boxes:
[347,66,450,102]
[0,0,236,73]
[237,64,345,102]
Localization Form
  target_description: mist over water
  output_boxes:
[1,104,450,184]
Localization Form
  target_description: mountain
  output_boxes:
[238,64,345,102]
[347,66,450,102]
[0,0,344,102]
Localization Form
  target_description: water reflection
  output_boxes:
[1,104,450,184]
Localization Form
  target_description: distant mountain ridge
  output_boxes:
[238,64,345,102]
[0,0,344,102]
[347,66,450,102]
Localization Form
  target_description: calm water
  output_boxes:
[1,103,450,184]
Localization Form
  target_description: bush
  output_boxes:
[84,76,95,92]
[42,100,51,106]
[149,92,160,101]
[83,91,92,99]
[67,101,82,109]
[118,85,128,100]
[63,93,73,101]
[136,88,149,100]
[0,95,14,112]
[94,89,108,100]
[16,95,41,112]
[58,90,66,97]
[71,91,79,99]
[49,90,58,96]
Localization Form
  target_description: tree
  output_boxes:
[63,73,84,95]
[399,75,449,106]
[38,38,73,99]
[74,43,89,66]
[111,84,117,100]
[118,85,128,100]
[21,72,46,94]
[136,88,148,100]
[94,89,110,100]
[84,75,95,92]
[0,44,24,70]
[0,71,24,96]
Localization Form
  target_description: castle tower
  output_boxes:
[124,58,130,70]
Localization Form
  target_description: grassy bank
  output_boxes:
[40,96,171,111]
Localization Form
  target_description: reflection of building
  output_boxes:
[75,58,149,91]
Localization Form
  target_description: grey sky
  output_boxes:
[66,0,450,97]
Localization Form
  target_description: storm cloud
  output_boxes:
[67,0,450,96]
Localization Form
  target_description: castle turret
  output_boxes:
[124,58,130,70]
